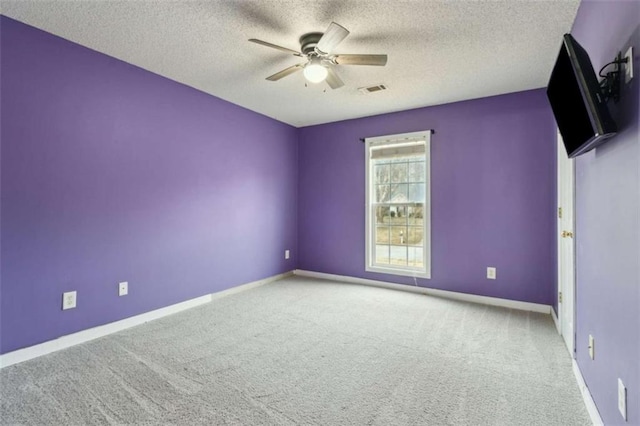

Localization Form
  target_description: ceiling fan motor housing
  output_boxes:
[299,32,323,56]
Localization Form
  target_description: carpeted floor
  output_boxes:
[0,276,590,425]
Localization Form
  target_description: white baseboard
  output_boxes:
[572,359,604,425]
[293,269,551,314]
[0,270,293,369]
[551,307,560,333]
[210,271,293,301]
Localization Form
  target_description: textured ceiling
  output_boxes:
[2,0,580,127]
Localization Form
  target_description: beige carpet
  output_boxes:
[0,276,590,425]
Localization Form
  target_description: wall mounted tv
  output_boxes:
[547,34,617,158]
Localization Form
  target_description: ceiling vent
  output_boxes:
[359,84,388,94]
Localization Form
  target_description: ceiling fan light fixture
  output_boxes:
[251,21,387,89]
[303,59,328,83]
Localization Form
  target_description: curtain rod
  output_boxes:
[360,129,435,142]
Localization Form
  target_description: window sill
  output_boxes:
[366,265,431,279]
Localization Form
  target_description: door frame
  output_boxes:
[556,130,576,357]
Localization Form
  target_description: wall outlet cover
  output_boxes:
[624,46,634,84]
[285,250,290,260]
[618,378,627,420]
[588,335,595,360]
[119,281,128,296]
[62,291,77,310]
[487,267,496,280]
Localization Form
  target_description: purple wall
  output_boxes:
[298,89,557,305]
[0,17,298,354]
[571,1,640,424]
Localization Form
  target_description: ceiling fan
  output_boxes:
[249,22,388,89]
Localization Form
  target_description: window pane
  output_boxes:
[408,183,425,203]
[388,208,406,228]
[376,185,390,202]
[367,133,430,277]
[408,205,424,225]
[390,245,408,265]
[375,245,390,264]
[390,226,409,245]
[408,247,424,267]
[390,162,408,183]
[408,161,425,182]
[408,226,423,245]
[375,206,390,225]
[375,226,390,244]
[373,158,390,165]
[375,164,390,184]
[391,184,408,203]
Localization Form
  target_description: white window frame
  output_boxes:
[365,130,431,279]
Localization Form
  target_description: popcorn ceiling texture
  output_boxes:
[1,0,580,127]
[0,277,590,425]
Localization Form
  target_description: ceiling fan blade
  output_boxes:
[249,39,303,57]
[316,22,350,55]
[334,54,388,66]
[325,68,344,89]
[266,63,305,81]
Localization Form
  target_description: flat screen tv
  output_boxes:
[547,34,617,158]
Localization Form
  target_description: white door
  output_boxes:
[557,131,576,356]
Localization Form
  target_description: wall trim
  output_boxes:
[294,269,551,314]
[572,359,604,425]
[3,269,598,423]
[551,307,560,333]
[294,270,603,422]
[0,270,293,369]
[553,305,599,424]
[210,271,292,301]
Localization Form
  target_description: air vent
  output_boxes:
[358,84,388,94]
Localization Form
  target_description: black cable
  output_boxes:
[598,57,628,78]
[598,60,619,78]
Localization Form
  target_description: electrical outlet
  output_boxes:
[62,291,77,310]
[624,46,634,83]
[285,250,290,260]
[118,281,128,296]
[618,378,627,421]
[487,267,496,280]
[588,335,595,360]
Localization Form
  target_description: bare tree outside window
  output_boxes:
[373,156,425,267]
[366,131,431,278]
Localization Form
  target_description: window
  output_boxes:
[365,131,431,278]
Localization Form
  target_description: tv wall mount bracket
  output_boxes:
[599,53,628,103]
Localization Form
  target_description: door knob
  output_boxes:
[561,230,574,238]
